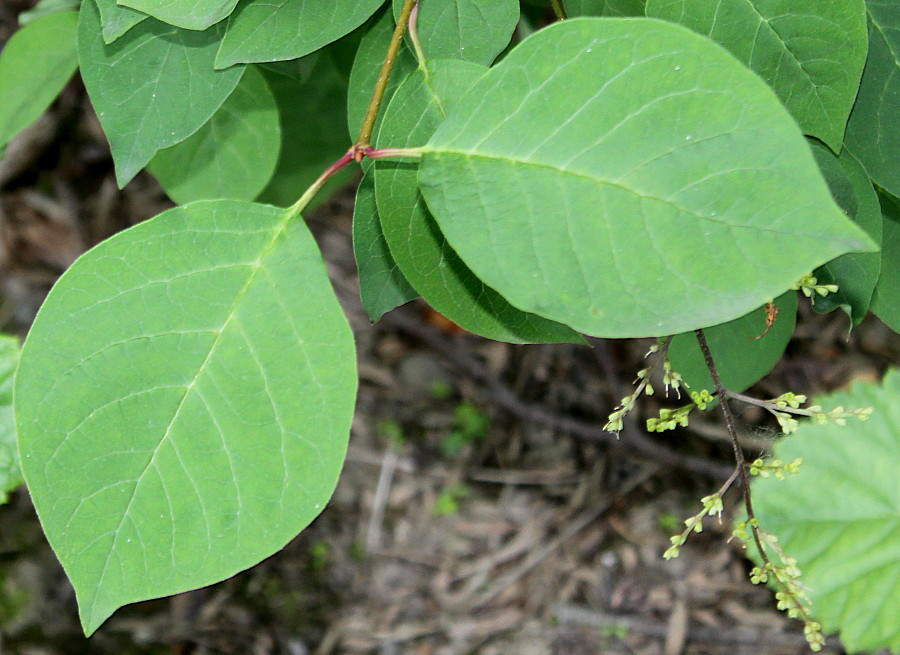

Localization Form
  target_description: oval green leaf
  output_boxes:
[846,1,900,198]
[419,18,874,338]
[15,200,357,635]
[808,142,882,326]
[749,370,900,653]
[118,0,240,31]
[353,173,419,322]
[377,61,583,344]
[392,0,519,65]
[95,0,148,43]
[148,66,280,204]
[0,11,78,151]
[668,292,796,394]
[78,0,245,187]
[215,0,384,68]
[0,335,22,506]
[646,0,868,152]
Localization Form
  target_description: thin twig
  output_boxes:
[355,0,418,149]
[694,329,816,631]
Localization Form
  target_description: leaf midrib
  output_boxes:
[87,208,294,626]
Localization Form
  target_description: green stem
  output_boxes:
[286,149,354,218]
[366,146,425,160]
[549,0,568,20]
[355,0,418,148]
[408,2,427,68]
[725,390,816,417]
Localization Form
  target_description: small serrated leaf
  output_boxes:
[749,370,900,653]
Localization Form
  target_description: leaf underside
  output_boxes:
[15,200,357,635]
[419,18,873,338]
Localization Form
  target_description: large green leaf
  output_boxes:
[418,18,874,339]
[846,1,900,198]
[808,142,882,326]
[215,0,383,68]
[94,0,147,44]
[353,173,418,322]
[377,61,583,344]
[645,0,868,152]
[148,66,280,204]
[668,292,796,394]
[0,11,78,151]
[15,200,357,635]
[0,335,22,506]
[257,55,353,208]
[347,5,418,141]
[392,0,519,65]
[78,0,244,187]
[118,0,240,31]
[564,0,645,16]
[749,370,900,653]
[871,191,900,332]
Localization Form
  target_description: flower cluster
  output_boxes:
[736,525,825,651]
[663,493,723,560]
[749,457,802,479]
[792,273,838,299]
[603,367,651,433]
[646,389,714,432]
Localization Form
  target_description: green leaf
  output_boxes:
[846,1,900,198]
[0,335,22,506]
[419,18,875,339]
[668,292,796,394]
[377,61,583,344]
[78,0,244,187]
[353,173,418,322]
[749,369,900,653]
[564,0,645,16]
[118,0,240,31]
[19,0,80,25]
[15,200,357,635]
[347,5,418,141]
[94,0,147,44]
[808,142,882,325]
[871,190,900,332]
[257,55,353,209]
[0,11,78,151]
[645,0,868,152]
[147,66,280,204]
[215,0,384,68]
[392,0,519,65]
